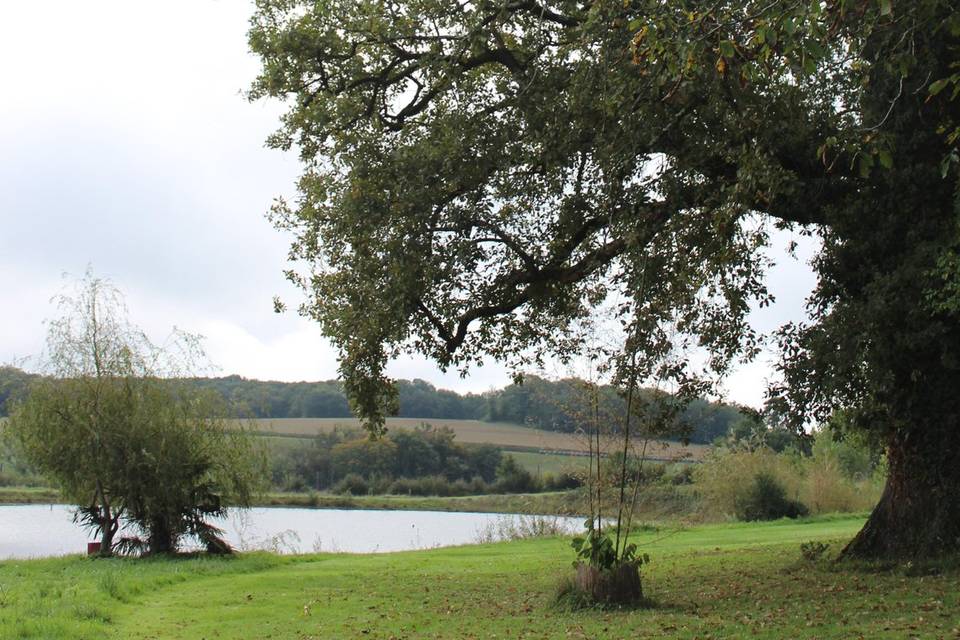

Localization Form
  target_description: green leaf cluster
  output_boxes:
[571,523,649,571]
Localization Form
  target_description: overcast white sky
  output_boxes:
[0,1,818,407]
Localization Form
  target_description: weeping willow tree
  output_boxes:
[249,0,960,559]
[7,272,263,555]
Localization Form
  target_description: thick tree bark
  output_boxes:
[842,428,960,559]
[99,517,117,557]
[148,518,176,555]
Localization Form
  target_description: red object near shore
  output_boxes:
[87,542,101,555]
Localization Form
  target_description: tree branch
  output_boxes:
[415,201,674,354]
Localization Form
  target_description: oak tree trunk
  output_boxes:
[842,428,960,559]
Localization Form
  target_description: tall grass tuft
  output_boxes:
[473,514,575,543]
[695,448,804,519]
[694,443,883,520]
[96,571,126,601]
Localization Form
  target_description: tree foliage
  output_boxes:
[0,367,37,417]
[249,0,792,432]
[271,425,506,492]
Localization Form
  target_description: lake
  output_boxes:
[0,504,579,559]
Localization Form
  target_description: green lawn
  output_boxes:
[2,514,958,639]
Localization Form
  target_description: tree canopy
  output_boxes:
[249,1,960,558]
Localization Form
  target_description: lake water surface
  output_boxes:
[0,504,578,559]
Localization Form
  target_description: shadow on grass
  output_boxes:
[779,538,960,577]
[831,553,960,577]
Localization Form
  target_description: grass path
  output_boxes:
[3,515,959,639]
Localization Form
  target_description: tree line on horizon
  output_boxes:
[0,366,743,445]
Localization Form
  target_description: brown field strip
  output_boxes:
[241,417,707,462]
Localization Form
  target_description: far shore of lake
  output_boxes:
[0,486,588,516]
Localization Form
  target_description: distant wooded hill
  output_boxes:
[0,367,744,444]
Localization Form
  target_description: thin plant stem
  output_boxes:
[614,376,635,559]
[594,384,602,536]
[622,433,651,555]
[586,385,596,531]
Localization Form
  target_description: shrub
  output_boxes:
[387,475,480,497]
[814,420,881,480]
[493,456,538,493]
[641,464,666,484]
[450,478,473,496]
[410,475,453,496]
[542,472,583,491]
[601,455,665,486]
[387,477,416,495]
[366,475,393,495]
[333,473,369,495]
[735,472,809,521]
[466,475,489,494]
[802,432,883,513]
[667,464,695,486]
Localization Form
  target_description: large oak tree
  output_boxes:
[249,0,960,558]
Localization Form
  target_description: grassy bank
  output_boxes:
[0,487,587,516]
[0,486,60,504]
[260,489,587,515]
[1,487,700,519]
[3,514,959,639]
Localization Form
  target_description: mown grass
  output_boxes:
[2,514,958,639]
